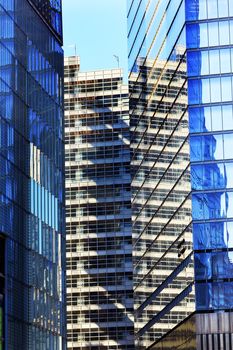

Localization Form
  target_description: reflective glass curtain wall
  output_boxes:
[128,0,194,348]
[0,237,4,350]
[128,0,233,349]
[187,0,233,312]
[0,0,65,348]
[186,1,233,347]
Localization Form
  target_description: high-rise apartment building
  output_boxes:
[128,0,233,349]
[0,0,65,348]
[64,56,134,350]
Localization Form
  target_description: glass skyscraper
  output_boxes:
[128,0,233,349]
[0,0,65,348]
[64,56,134,350]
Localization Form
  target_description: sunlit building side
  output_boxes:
[64,56,134,350]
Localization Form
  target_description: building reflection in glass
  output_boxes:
[187,0,233,314]
[129,47,195,347]
[128,0,233,348]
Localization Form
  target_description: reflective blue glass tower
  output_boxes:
[128,0,233,349]
[0,0,65,349]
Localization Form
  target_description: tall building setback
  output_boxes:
[65,57,134,350]
[0,0,65,348]
[128,0,233,349]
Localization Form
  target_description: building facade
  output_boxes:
[0,0,65,348]
[64,57,134,350]
[128,0,233,349]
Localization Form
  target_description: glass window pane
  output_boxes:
[191,164,204,190]
[220,49,231,74]
[230,21,233,43]
[226,191,233,218]
[208,22,219,46]
[207,0,218,18]
[200,23,208,47]
[221,77,232,102]
[226,222,233,248]
[225,162,233,187]
[195,282,212,310]
[189,107,212,133]
[211,106,222,131]
[192,192,225,220]
[219,21,230,45]
[224,133,233,159]
[188,79,200,104]
[210,78,221,102]
[195,252,212,280]
[213,134,223,160]
[200,50,209,75]
[190,136,202,161]
[202,78,210,103]
[193,223,210,250]
[187,51,200,76]
[222,105,233,130]
[218,0,229,17]
[209,49,220,74]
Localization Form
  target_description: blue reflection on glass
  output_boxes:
[195,250,233,280]
[190,134,224,162]
[191,163,226,191]
[189,106,211,133]
[188,79,200,104]
[193,221,230,250]
[187,0,233,316]
[185,0,207,20]
[194,252,212,280]
[192,192,226,220]
[196,282,233,310]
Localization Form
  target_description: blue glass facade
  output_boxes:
[128,0,233,349]
[186,0,233,313]
[0,0,65,349]
[28,0,62,41]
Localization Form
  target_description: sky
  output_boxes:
[62,0,128,78]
